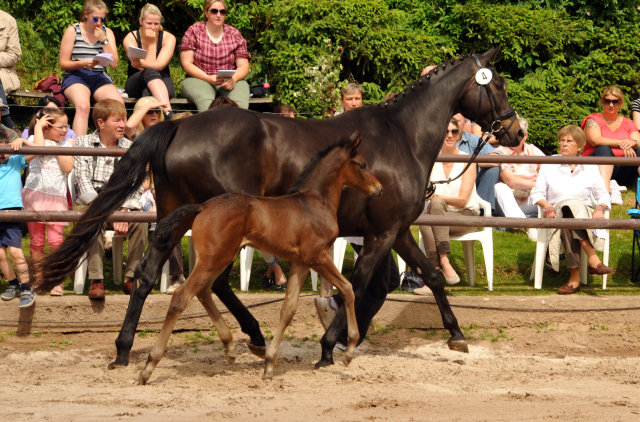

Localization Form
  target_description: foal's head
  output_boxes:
[337,133,383,199]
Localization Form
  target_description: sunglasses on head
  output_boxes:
[92,17,107,23]
[446,129,460,135]
[147,109,161,115]
[602,98,621,105]
[209,8,227,15]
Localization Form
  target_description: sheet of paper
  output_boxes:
[216,69,236,79]
[593,229,609,240]
[127,46,147,60]
[93,53,113,67]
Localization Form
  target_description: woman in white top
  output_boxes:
[530,125,613,295]
[414,119,479,293]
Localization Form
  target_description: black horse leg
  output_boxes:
[211,261,266,358]
[393,228,468,352]
[316,236,396,368]
[109,243,174,369]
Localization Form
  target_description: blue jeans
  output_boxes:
[476,166,499,211]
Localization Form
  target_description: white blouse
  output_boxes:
[431,152,479,212]
[24,137,71,198]
[529,155,611,209]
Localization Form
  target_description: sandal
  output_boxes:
[50,284,64,296]
[104,241,113,258]
[262,273,275,289]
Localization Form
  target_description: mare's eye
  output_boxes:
[359,162,366,169]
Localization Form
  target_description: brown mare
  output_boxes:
[138,134,382,383]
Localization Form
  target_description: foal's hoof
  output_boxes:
[448,339,469,353]
[262,371,274,380]
[108,359,128,370]
[248,343,266,359]
[343,354,353,367]
[225,355,236,365]
[137,372,149,385]
[314,358,334,369]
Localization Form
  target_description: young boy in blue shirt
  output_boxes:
[0,126,35,308]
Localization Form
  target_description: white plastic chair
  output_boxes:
[397,197,494,290]
[239,237,348,292]
[529,200,610,289]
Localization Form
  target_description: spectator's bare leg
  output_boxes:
[64,84,92,136]
[147,79,172,111]
[7,247,29,284]
[0,246,17,280]
[598,164,614,192]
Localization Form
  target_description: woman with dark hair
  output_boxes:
[22,96,77,142]
[273,104,296,118]
[180,0,251,111]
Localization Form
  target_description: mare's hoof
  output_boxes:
[108,359,128,370]
[225,355,236,365]
[248,343,266,359]
[314,359,334,369]
[262,371,273,380]
[138,372,148,385]
[448,339,469,353]
[343,354,352,367]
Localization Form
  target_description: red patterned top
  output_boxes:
[180,23,250,76]
[581,113,639,157]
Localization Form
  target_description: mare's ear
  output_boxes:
[480,46,500,67]
[347,131,361,155]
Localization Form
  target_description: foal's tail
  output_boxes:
[151,204,204,253]
[32,122,180,293]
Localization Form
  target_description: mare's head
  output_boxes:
[288,132,382,199]
[338,132,383,199]
[454,48,523,147]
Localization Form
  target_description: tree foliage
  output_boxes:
[2,0,640,149]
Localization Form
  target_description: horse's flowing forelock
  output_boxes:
[287,137,352,194]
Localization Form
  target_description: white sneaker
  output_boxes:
[527,228,538,242]
[610,190,623,205]
[610,180,627,193]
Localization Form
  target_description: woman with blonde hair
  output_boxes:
[123,4,176,120]
[180,0,251,111]
[124,96,166,141]
[59,0,123,136]
[581,85,640,204]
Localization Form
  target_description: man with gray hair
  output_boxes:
[494,116,546,240]
[335,83,362,114]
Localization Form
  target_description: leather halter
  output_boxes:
[425,56,517,197]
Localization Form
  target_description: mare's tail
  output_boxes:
[151,204,204,253]
[32,122,180,293]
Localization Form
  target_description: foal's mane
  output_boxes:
[287,137,353,194]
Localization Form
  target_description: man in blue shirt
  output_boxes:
[453,114,502,213]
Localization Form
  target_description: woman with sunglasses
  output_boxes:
[179,0,251,111]
[59,0,123,137]
[581,85,640,205]
[124,96,167,141]
[123,4,176,121]
[412,119,479,295]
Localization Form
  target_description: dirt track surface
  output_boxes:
[2,315,640,421]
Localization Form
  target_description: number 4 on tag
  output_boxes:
[475,68,492,85]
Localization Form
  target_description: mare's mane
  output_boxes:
[287,136,353,194]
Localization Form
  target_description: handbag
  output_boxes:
[33,72,66,109]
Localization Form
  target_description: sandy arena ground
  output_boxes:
[1,295,640,421]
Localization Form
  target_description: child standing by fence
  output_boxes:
[21,108,75,295]
[0,128,35,308]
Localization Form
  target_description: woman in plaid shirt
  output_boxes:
[179,0,251,111]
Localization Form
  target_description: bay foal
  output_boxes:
[138,133,382,383]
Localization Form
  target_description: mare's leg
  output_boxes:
[313,255,359,369]
[263,262,310,380]
[318,233,397,367]
[393,229,467,352]
[211,262,266,358]
[110,243,176,369]
[196,288,236,364]
[139,262,225,385]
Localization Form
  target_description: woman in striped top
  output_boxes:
[59,0,123,136]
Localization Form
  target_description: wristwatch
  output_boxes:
[101,39,109,45]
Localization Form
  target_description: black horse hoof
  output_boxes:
[314,359,334,369]
[248,343,266,359]
[448,339,469,353]
[108,359,129,370]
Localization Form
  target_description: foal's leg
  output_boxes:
[138,263,225,385]
[196,288,237,364]
[263,262,310,380]
[393,228,467,352]
[314,253,359,368]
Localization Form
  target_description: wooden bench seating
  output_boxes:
[7,90,273,105]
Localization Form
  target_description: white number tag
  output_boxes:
[475,68,492,85]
